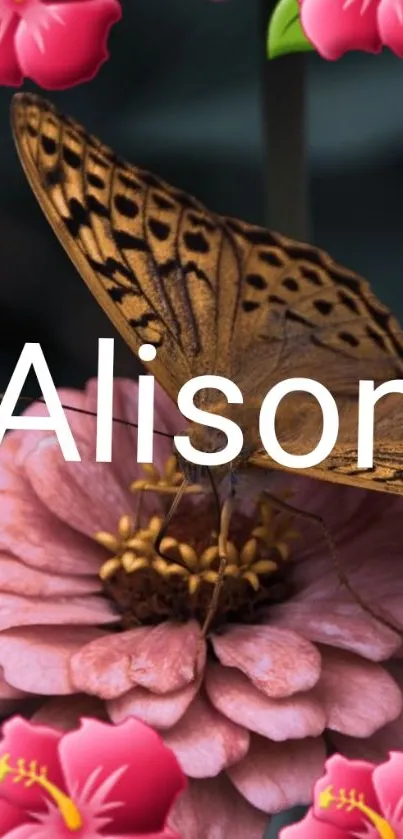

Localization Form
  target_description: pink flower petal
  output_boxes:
[0,449,104,576]
[313,753,378,833]
[0,591,115,633]
[168,775,268,839]
[378,0,403,58]
[0,14,23,86]
[59,717,186,834]
[205,663,326,740]
[0,801,26,834]
[108,679,201,729]
[313,647,402,736]
[162,693,250,778]
[331,661,403,761]
[0,554,100,598]
[22,435,134,538]
[372,752,403,824]
[269,601,401,661]
[300,0,381,60]
[83,379,180,491]
[2,828,45,839]
[211,625,321,698]
[0,716,64,813]
[15,0,121,90]
[71,621,205,699]
[0,626,107,694]
[280,809,347,839]
[228,734,326,813]
[0,667,28,700]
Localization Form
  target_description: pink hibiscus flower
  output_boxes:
[299,0,403,60]
[0,714,185,838]
[1,378,403,839]
[281,751,403,838]
[0,0,121,89]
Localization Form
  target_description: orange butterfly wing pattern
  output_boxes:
[11,92,403,494]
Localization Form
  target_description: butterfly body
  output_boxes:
[10,92,403,497]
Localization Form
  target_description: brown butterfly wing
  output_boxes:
[11,93,244,402]
[11,93,403,494]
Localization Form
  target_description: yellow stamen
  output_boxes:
[223,563,239,577]
[178,544,199,569]
[203,570,219,584]
[250,559,278,574]
[242,571,260,591]
[95,532,120,552]
[121,552,147,573]
[240,538,258,564]
[163,455,178,482]
[125,537,154,556]
[188,575,201,594]
[318,786,395,839]
[200,546,219,568]
[163,563,188,577]
[99,557,121,581]
[0,754,82,830]
[141,463,160,483]
[118,515,134,540]
[159,537,179,555]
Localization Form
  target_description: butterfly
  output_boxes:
[10,91,403,502]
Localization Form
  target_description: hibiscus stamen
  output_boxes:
[318,785,396,839]
[0,753,82,830]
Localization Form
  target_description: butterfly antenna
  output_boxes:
[0,393,174,439]
[262,489,402,638]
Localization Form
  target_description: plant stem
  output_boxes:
[260,0,310,239]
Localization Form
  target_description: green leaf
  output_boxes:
[267,0,315,60]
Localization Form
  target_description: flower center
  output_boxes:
[0,753,82,830]
[319,786,396,839]
[95,456,298,632]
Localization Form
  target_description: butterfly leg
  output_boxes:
[262,489,401,636]
[200,475,237,638]
[154,479,192,569]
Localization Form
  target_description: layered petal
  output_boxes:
[269,600,401,661]
[71,622,205,699]
[162,693,250,778]
[228,734,326,813]
[16,0,122,90]
[313,647,402,736]
[168,775,268,839]
[205,664,326,740]
[0,627,107,694]
[211,625,321,698]
[0,592,115,634]
[108,679,201,729]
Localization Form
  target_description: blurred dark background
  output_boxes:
[0,0,403,391]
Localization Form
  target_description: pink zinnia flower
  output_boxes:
[299,0,403,60]
[1,378,403,839]
[0,0,121,89]
[0,715,185,838]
